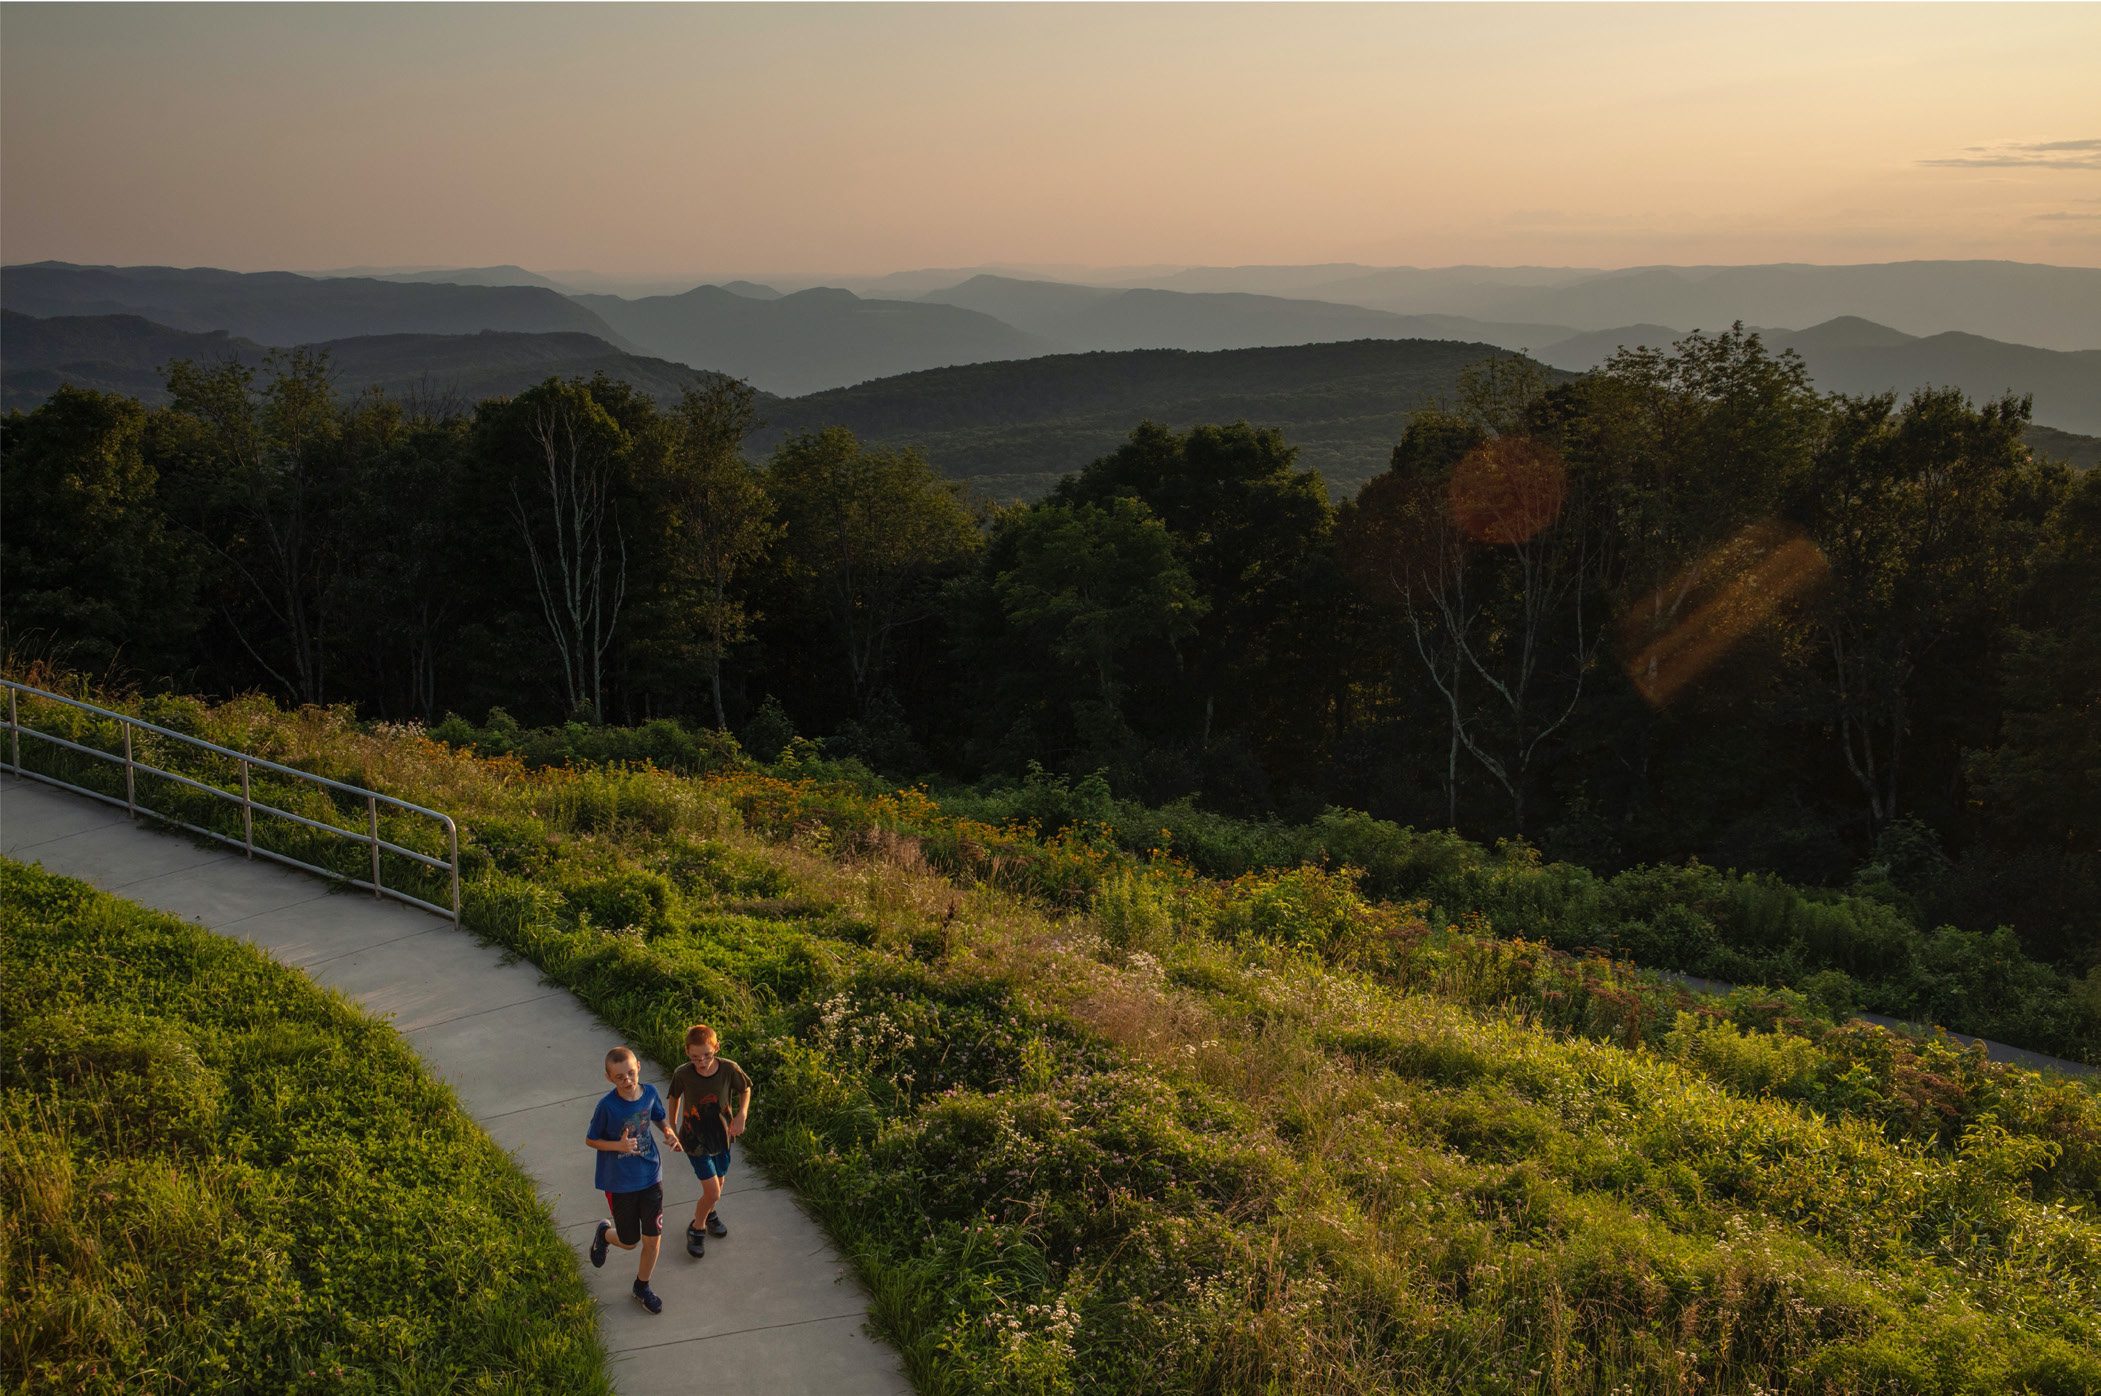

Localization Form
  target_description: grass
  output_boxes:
[7,673,2101,1394]
[0,859,612,1396]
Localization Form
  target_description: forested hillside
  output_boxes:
[4,328,2096,1046]
[755,338,1542,497]
[0,310,727,413]
[1,261,628,345]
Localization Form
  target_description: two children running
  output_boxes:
[584,1024,752,1314]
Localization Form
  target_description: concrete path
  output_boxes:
[1,773,914,1396]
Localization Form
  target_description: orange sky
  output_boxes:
[4,3,2097,277]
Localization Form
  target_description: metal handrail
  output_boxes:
[2,679,460,925]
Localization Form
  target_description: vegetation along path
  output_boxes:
[0,772,913,1396]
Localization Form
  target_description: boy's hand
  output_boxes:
[664,1126,684,1152]
[727,1113,747,1140]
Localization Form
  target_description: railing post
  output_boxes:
[240,758,254,858]
[368,794,382,898]
[448,821,461,928]
[123,720,136,818]
[8,686,19,775]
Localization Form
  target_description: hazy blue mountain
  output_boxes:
[918,275,1120,336]
[752,337,1557,500]
[1,262,630,348]
[313,264,573,290]
[1308,262,2101,353]
[720,281,782,300]
[570,284,1049,395]
[1,311,267,409]
[0,310,720,413]
[1196,264,1601,304]
[922,275,1574,356]
[1773,325,2101,435]
[1532,324,1702,372]
[1766,314,1918,355]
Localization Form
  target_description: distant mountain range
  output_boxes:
[1319,261,2101,353]
[0,262,628,347]
[8,260,2095,420]
[0,310,713,413]
[918,275,1572,357]
[569,284,1047,397]
[5,310,2094,493]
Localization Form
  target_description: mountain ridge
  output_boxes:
[1,261,633,351]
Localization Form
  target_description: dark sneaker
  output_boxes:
[589,1221,610,1269]
[706,1211,728,1238]
[686,1223,706,1258]
[633,1280,663,1315]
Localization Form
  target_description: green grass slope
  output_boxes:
[0,859,612,1395]
[8,681,2100,1395]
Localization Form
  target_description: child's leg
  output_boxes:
[635,1184,664,1282]
[693,1174,723,1228]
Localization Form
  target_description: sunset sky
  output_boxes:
[4,2,2097,278]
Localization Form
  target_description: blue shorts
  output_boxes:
[687,1147,732,1181]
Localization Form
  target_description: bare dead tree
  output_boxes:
[1355,438,1602,834]
[511,398,627,719]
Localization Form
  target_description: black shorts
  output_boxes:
[605,1182,664,1245]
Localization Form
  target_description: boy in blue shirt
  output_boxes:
[585,1045,682,1314]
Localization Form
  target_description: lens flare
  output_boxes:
[1447,437,1567,545]
[1618,520,1830,708]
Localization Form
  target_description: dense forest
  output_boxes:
[4,328,2095,986]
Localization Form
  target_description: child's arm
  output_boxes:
[727,1082,752,1139]
[585,1103,642,1154]
[654,1089,683,1152]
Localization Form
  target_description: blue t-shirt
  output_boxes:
[586,1083,666,1193]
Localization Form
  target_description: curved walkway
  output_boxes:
[1,773,913,1396]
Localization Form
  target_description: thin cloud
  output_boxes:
[2030,211,2101,222]
[1922,137,2101,170]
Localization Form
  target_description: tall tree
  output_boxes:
[326,393,472,721]
[500,379,633,721]
[1056,421,1333,755]
[660,376,773,729]
[994,496,1203,705]
[159,349,344,704]
[1340,410,1485,827]
[0,387,204,680]
[1797,387,2040,830]
[766,428,979,715]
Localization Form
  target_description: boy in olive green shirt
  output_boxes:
[666,1023,752,1258]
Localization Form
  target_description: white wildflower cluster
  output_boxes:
[1124,950,1164,982]
[982,1295,1078,1358]
[809,991,916,1067]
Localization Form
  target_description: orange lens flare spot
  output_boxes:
[1447,437,1567,545]
[1618,520,1831,708]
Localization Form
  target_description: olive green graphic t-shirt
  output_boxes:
[669,1058,751,1155]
